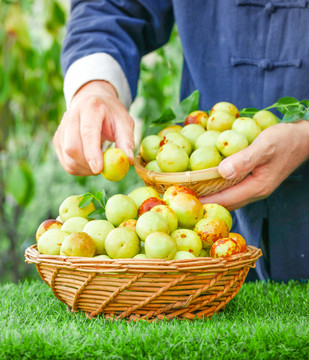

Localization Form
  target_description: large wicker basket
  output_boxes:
[134,155,246,197]
[25,244,262,321]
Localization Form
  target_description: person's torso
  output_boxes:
[173,0,309,110]
[172,1,309,281]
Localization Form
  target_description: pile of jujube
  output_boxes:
[36,185,247,261]
[140,102,278,172]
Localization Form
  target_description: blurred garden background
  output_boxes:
[1,5,308,360]
[0,0,183,283]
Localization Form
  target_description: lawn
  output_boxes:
[0,279,308,360]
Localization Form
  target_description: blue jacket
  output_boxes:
[62,0,309,281]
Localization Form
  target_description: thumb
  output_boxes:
[218,141,266,180]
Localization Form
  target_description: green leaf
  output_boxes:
[276,104,301,115]
[303,110,309,120]
[101,190,108,207]
[46,1,66,34]
[88,208,106,220]
[151,108,176,126]
[95,191,103,202]
[150,90,199,127]
[276,97,299,105]
[6,161,35,207]
[276,106,287,115]
[241,107,259,113]
[280,110,305,123]
[174,90,199,121]
[78,190,108,211]
[239,107,259,117]
[78,194,94,208]
[53,2,66,26]
[300,99,309,108]
[93,190,108,208]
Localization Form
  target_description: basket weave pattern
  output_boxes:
[134,155,246,197]
[25,245,262,321]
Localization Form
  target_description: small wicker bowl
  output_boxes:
[25,245,262,321]
[134,155,246,197]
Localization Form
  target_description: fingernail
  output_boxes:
[89,160,99,174]
[218,162,236,179]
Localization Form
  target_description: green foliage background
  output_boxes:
[0,1,183,282]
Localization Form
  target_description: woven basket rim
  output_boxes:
[134,154,223,183]
[25,244,262,273]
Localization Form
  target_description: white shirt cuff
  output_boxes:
[63,53,132,109]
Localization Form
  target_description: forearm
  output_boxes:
[62,0,174,107]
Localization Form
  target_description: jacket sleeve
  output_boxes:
[61,0,174,108]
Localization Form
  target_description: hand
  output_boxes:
[53,80,135,176]
[199,120,309,211]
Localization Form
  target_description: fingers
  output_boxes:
[113,110,135,165]
[78,97,135,171]
[54,92,135,176]
[199,173,266,211]
[200,133,279,210]
[200,122,309,211]
[218,135,274,180]
[79,97,105,174]
[53,112,93,176]
[200,134,277,210]
[62,115,93,175]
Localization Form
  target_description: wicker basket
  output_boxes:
[134,155,246,197]
[25,244,262,321]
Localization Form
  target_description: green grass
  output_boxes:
[0,280,308,360]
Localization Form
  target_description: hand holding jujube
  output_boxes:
[140,97,309,211]
[200,120,309,211]
[53,80,135,176]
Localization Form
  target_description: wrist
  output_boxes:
[69,80,118,110]
[294,120,309,158]
[76,80,118,99]
[63,53,132,109]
